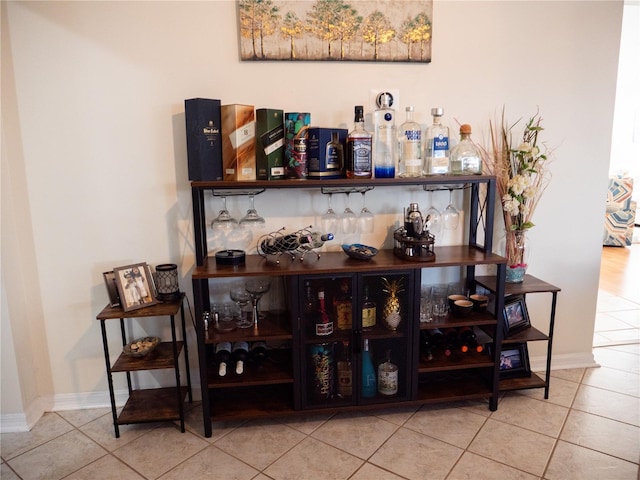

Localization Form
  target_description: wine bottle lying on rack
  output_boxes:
[215,342,232,377]
[232,341,249,374]
[258,231,334,255]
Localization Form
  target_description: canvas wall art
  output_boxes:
[238,0,432,63]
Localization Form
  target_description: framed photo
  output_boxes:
[102,271,121,307]
[113,263,158,312]
[499,343,531,379]
[503,295,531,337]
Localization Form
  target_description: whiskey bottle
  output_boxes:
[315,289,334,336]
[425,107,450,175]
[361,285,377,330]
[373,93,396,178]
[362,339,377,398]
[449,124,482,175]
[346,106,372,178]
[325,131,344,177]
[377,350,398,396]
[333,279,352,331]
[336,341,353,398]
[398,106,423,177]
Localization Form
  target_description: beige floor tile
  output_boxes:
[468,419,555,477]
[112,425,208,479]
[490,393,569,437]
[545,440,639,480]
[179,402,246,442]
[595,312,635,331]
[57,407,112,428]
[310,411,398,459]
[572,384,640,426]
[514,375,579,407]
[560,410,640,464]
[280,412,334,435]
[0,412,74,460]
[1,463,20,480]
[6,430,106,480]
[63,454,145,479]
[597,295,640,312]
[549,367,584,383]
[610,343,640,355]
[369,426,463,480]
[371,405,420,425]
[447,451,539,480]
[80,411,161,451]
[593,346,640,375]
[157,444,259,480]
[607,309,640,327]
[213,418,305,471]
[350,462,406,479]
[597,328,640,345]
[581,364,640,397]
[403,404,487,449]
[263,436,362,480]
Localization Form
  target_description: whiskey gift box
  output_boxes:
[285,112,311,179]
[307,127,348,179]
[221,104,256,181]
[185,98,223,181]
[256,108,285,180]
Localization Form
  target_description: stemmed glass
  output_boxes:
[443,189,460,230]
[424,191,443,237]
[358,189,375,234]
[230,287,253,328]
[321,192,339,235]
[239,194,265,226]
[245,277,271,327]
[341,192,357,235]
[211,196,237,229]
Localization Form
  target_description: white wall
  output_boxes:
[1,1,623,429]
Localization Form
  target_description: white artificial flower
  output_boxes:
[517,142,532,153]
[503,196,520,216]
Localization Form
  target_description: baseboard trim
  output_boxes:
[530,351,599,372]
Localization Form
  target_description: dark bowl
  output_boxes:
[453,299,474,317]
[342,243,379,261]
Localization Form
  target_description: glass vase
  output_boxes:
[500,229,530,283]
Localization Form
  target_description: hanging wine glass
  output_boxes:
[425,190,443,237]
[342,192,357,235]
[211,196,238,229]
[321,192,339,235]
[358,189,375,234]
[239,194,265,226]
[245,277,271,327]
[443,189,460,230]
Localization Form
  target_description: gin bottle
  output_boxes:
[373,93,396,178]
[362,339,377,398]
[346,106,372,178]
[398,106,423,177]
[450,124,482,175]
[377,350,398,396]
[425,107,450,175]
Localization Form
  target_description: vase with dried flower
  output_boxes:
[480,110,551,283]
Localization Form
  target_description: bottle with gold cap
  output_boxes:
[450,124,482,175]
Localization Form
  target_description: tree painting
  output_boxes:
[238,0,432,63]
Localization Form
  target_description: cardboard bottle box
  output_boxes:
[184,98,223,181]
[221,104,256,181]
[256,108,285,180]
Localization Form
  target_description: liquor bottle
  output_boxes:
[214,342,232,377]
[419,330,434,361]
[361,285,377,330]
[310,342,334,401]
[336,341,353,398]
[398,106,423,177]
[231,341,249,374]
[362,338,377,398]
[377,350,398,396]
[345,105,372,178]
[303,281,316,316]
[443,328,459,357]
[334,279,352,331]
[250,341,268,370]
[315,289,334,336]
[425,107,450,175]
[450,124,482,175]
[458,326,484,353]
[325,131,344,178]
[373,93,396,178]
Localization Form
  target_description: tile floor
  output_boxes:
[2,292,639,480]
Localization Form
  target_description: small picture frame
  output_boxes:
[102,271,121,307]
[499,343,531,379]
[503,295,531,337]
[113,263,158,312]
